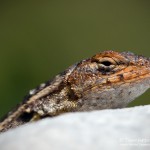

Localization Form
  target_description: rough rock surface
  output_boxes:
[0,105,150,150]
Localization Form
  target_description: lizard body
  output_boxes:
[0,50,150,132]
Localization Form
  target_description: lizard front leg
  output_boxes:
[30,100,78,122]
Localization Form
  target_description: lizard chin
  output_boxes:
[77,76,150,111]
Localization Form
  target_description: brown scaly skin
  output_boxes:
[0,50,150,132]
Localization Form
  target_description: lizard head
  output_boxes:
[68,50,150,110]
[91,50,150,78]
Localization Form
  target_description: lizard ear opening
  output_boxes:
[17,112,34,122]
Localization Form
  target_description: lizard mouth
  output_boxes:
[107,66,150,83]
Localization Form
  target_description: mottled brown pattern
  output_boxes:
[0,50,150,132]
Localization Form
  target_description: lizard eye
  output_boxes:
[91,56,118,74]
[97,57,117,74]
[100,60,113,66]
[99,57,117,66]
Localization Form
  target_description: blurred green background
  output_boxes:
[0,0,150,118]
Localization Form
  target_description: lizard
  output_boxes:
[0,50,150,132]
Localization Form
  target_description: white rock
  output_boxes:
[0,105,150,150]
